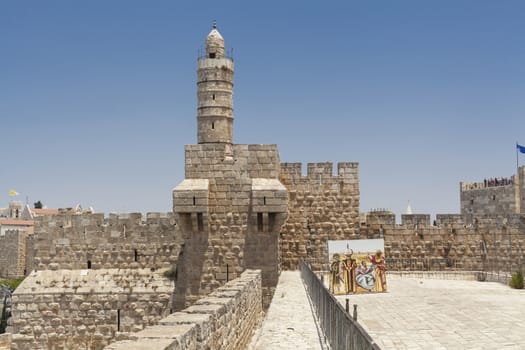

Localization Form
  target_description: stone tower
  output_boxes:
[460,165,525,216]
[173,23,288,310]
[197,22,234,144]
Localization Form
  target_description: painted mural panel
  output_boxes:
[328,239,387,294]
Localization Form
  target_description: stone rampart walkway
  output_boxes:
[337,275,525,349]
[248,271,326,350]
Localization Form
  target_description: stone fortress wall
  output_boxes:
[7,211,182,349]
[105,270,262,350]
[172,24,288,311]
[10,268,173,350]
[6,177,522,349]
[279,162,360,270]
[460,166,525,216]
[173,143,287,310]
[364,211,525,274]
[0,334,11,350]
[0,230,28,278]
[31,211,181,272]
[3,24,525,350]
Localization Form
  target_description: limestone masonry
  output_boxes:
[31,211,181,272]
[0,230,28,278]
[279,162,359,270]
[10,268,173,349]
[105,270,262,350]
[460,166,525,216]
[1,24,525,350]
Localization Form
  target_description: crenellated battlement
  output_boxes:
[460,166,525,216]
[36,212,175,231]
[364,211,525,230]
[280,162,359,183]
[7,23,525,350]
[32,211,182,272]
[401,214,431,227]
[279,161,360,270]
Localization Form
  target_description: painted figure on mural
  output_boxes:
[355,260,375,291]
[329,254,341,293]
[369,249,387,292]
[341,250,356,293]
[327,240,388,294]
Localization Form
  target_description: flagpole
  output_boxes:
[517,142,520,176]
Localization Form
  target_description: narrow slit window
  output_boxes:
[181,213,192,232]
[212,122,215,129]
[257,213,263,232]
[134,249,138,262]
[193,196,196,205]
[117,309,121,332]
[197,213,204,231]
[268,213,276,232]
[87,260,92,269]
[263,197,266,205]
[212,94,215,100]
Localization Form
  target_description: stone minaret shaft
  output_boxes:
[197,23,234,144]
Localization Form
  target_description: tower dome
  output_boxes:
[196,22,234,144]
[205,21,225,59]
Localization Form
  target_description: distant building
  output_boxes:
[460,166,525,216]
[0,202,60,278]
[0,219,34,237]
[21,205,59,220]
[0,201,23,219]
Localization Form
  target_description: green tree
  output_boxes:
[34,201,43,209]
[0,295,10,334]
[509,271,524,289]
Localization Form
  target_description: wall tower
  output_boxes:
[173,23,288,309]
[197,21,234,144]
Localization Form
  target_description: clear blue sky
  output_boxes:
[1,1,524,217]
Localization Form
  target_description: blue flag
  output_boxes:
[517,143,525,154]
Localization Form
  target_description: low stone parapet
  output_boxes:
[10,268,173,349]
[0,334,11,350]
[105,269,263,350]
[390,271,479,280]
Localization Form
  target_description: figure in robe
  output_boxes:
[355,260,375,291]
[330,254,341,293]
[369,249,387,292]
[341,251,356,293]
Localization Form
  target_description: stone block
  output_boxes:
[104,338,182,350]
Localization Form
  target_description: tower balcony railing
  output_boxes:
[197,47,234,61]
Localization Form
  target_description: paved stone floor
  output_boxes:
[249,271,326,350]
[336,275,525,349]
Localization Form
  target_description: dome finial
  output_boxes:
[213,20,217,29]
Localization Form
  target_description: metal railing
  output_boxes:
[385,257,465,271]
[300,260,381,350]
